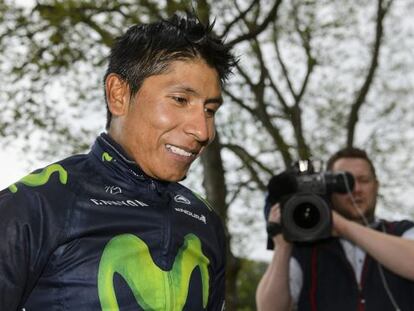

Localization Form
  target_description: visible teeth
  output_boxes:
[166,144,193,157]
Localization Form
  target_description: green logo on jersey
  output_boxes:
[102,152,113,162]
[98,233,210,310]
[9,164,68,193]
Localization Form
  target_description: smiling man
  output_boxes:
[0,13,236,310]
[107,58,222,181]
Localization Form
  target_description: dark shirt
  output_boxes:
[293,220,414,311]
[0,133,226,310]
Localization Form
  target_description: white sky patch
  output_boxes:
[0,148,29,189]
[11,0,35,7]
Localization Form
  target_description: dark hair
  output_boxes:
[326,147,377,179]
[104,12,237,129]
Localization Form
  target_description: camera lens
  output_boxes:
[282,193,332,242]
[293,203,320,229]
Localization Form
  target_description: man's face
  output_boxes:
[330,158,379,223]
[110,58,222,182]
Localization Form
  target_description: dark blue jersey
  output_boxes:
[0,133,226,310]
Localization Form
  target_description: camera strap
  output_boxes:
[266,221,283,237]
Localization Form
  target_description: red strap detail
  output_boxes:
[357,251,370,311]
[357,300,366,311]
[310,246,318,311]
[384,221,395,234]
[360,256,369,291]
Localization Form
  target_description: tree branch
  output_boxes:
[224,89,256,116]
[273,27,297,99]
[223,143,272,190]
[220,0,258,38]
[240,38,293,165]
[288,5,315,159]
[346,0,391,147]
[227,0,283,47]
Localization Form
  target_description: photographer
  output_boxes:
[256,148,414,311]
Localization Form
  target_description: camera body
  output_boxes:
[268,160,354,242]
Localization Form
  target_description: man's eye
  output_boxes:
[172,96,187,104]
[356,177,374,184]
[204,107,217,117]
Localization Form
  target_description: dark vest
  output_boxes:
[293,220,414,311]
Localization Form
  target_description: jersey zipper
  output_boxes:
[152,179,175,309]
[160,184,172,258]
[162,200,174,309]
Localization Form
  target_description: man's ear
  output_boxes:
[375,179,380,193]
[105,73,130,117]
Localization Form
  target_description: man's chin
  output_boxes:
[341,210,374,224]
[157,170,189,182]
[336,208,363,221]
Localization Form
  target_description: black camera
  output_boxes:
[267,160,354,242]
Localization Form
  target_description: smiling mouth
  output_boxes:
[166,144,198,158]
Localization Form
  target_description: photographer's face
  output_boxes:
[331,158,379,223]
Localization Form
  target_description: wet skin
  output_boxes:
[106,58,222,182]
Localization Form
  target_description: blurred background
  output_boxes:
[1,0,414,309]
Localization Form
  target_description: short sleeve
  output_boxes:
[289,256,303,305]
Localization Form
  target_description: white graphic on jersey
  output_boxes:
[105,185,122,195]
[174,194,191,205]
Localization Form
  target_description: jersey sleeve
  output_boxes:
[0,187,64,309]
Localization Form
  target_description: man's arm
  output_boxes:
[0,189,33,309]
[256,205,294,311]
[0,183,64,309]
[333,211,414,280]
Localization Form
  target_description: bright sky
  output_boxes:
[0,149,30,190]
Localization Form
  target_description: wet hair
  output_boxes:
[104,12,237,129]
[326,147,377,179]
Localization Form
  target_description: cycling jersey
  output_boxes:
[0,133,226,310]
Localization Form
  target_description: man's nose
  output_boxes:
[184,106,211,143]
[353,181,363,193]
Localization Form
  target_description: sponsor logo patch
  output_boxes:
[174,207,207,224]
[174,194,191,205]
[90,199,148,207]
[105,185,122,195]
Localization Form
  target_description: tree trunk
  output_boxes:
[201,133,241,311]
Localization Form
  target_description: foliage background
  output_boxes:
[1,0,414,309]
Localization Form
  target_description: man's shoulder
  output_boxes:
[3,153,92,198]
[0,153,97,227]
[382,219,414,236]
[174,183,216,212]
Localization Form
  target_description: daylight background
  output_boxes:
[1,0,414,309]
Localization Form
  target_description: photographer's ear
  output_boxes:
[105,73,131,117]
[374,178,380,194]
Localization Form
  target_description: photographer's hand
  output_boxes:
[257,204,294,311]
[268,204,292,246]
[331,210,349,237]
